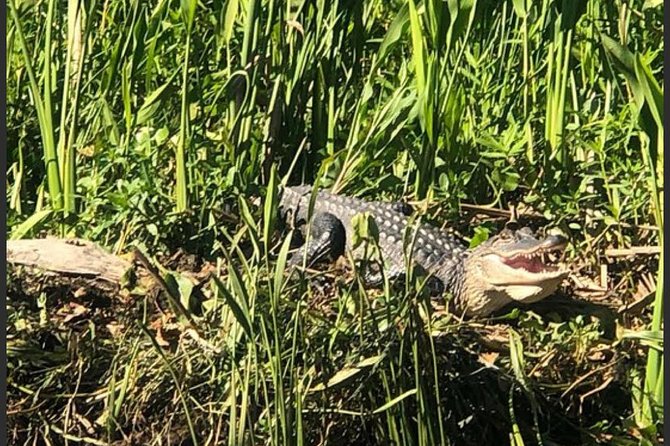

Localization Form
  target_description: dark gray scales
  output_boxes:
[279,185,467,290]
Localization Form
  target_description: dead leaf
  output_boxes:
[57,302,89,323]
[106,322,124,337]
[478,351,499,367]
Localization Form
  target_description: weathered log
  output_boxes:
[7,238,132,285]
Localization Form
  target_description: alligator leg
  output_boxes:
[360,264,444,295]
[360,271,412,291]
[357,257,407,288]
[289,212,346,267]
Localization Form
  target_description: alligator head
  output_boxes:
[458,227,569,316]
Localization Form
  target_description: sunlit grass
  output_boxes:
[6,0,663,444]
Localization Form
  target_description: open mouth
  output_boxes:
[500,251,561,274]
[497,235,567,275]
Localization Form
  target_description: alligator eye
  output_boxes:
[505,221,519,231]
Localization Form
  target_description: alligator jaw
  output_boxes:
[485,253,568,286]
[483,234,568,286]
[457,231,570,315]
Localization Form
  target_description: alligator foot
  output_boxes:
[357,261,444,296]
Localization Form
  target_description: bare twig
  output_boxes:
[604,246,660,257]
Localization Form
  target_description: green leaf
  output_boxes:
[643,0,662,9]
[375,4,409,71]
[273,233,293,299]
[634,55,664,130]
[622,329,663,351]
[372,389,417,414]
[600,33,643,108]
[137,72,178,125]
[10,210,53,240]
[511,0,527,18]
[222,0,239,44]
[309,355,383,392]
[211,274,253,340]
[445,0,476,52]
[500,170,520,191]
[163,272,188,311]
[351,212,380,249]
[263,165,278,254]
[174,273,195,310]
[180,0,197,31]
[508,329,530,391]
[407,0,426,97]
[154,127,170,145]
[238,196,261,259]
[469,226,490,248]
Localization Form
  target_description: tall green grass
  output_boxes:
[6,0,664,444]
[601,32,664,427]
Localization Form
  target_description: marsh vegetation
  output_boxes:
[6,0,664,444]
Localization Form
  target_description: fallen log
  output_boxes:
[7,238,132,288]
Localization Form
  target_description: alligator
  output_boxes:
[279,185,568,317]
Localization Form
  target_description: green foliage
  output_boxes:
[6,0,663,444]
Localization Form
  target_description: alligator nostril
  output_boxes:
[519,227,533,235]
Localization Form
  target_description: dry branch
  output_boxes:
[604,246,661,258]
